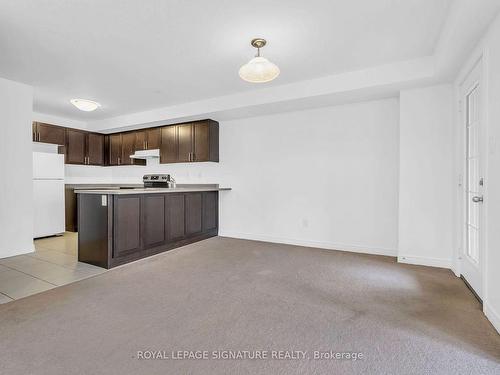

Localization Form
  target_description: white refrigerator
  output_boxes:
[33,152,65,238]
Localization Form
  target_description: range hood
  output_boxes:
[130,149,160,160]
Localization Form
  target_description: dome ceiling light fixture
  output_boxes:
[239,38,280,83]
[70,98,101,112]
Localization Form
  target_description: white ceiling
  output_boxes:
[0,0,452,121]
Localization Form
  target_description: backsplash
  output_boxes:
[65,159,224,185]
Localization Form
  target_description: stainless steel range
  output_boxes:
[142,174,176,188]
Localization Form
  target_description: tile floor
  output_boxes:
[0,232,105,303]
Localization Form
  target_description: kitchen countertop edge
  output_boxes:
[75,187,232,195]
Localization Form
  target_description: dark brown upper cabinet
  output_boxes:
[106,131,145,166]
[65,129,87,164]
[159,120,219,164]
[107,134,122,166]
[160,125,178,164]
[135,130,147,151]
[135,128,162,151]
[121,132,136,165]
[86,133,105,165]
[66,129,105,166]
[33,122,66,145]
[32,119,217,167]
[177,123,193,162]
[146,128,161,150]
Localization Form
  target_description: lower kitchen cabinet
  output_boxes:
[203,191,218,232]
[113,196,142,258]
[142,194,167,248]
[78,191,219,268]
[185,193,203,236]
[166,194,185,241]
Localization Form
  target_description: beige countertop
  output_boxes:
[74,185,231,195]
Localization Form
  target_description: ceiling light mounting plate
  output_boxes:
[251,38,267,49]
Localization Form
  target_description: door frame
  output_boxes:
[455,56,488,300]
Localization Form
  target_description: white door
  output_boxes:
[33,180,65,238]
[33,152,65,179]
[460,62,484,299]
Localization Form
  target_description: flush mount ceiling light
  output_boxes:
[70,98,101,112]
[239,38,280,83]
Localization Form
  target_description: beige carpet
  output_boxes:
[0,237,499,374]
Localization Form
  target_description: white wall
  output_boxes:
[67,99,400,255]
[218,99,400,255]
[449,11,500,334]
[0,77,34,257]
[398,85,454,268]
[484,12,500,333]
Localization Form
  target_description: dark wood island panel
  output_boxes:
[78,191,218,269]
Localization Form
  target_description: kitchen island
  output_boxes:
[76,185,230,269]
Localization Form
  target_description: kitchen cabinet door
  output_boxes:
[160,125,178,163]
[65,128,86,164]
[142,195,166,249]
[113,196,142,258]
[202,192,218,232]
[185,193,203,236]
[193,122,210,161]
[166,194,185,241]
[108,134,122,165]
[135,130,147,151]
[121,132,136,165]
[146,128,161,150]
[35,122,66,145]
[87,133,105,165]
[177,123,193,162]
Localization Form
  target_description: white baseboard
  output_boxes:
[0,244,34,259]
[397,255,452,269]
[484,302,500,334]
[218,231,397,257]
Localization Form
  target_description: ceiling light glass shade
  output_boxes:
[70,98,101,112]
[239,56,280,83]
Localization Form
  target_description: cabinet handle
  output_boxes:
[146,141,148,149]
[144,141,146,150]
[118,157,120,165]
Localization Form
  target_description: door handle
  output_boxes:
[472,196,483,203]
